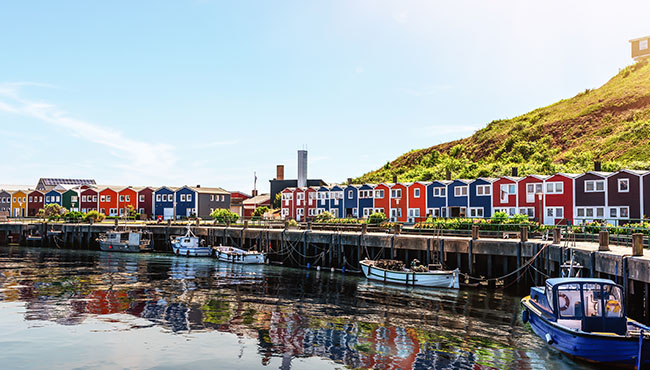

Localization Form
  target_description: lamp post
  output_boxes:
[537,192,543,224]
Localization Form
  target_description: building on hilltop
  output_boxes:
[630,35,650,61]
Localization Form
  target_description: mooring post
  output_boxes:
[439,238,445,266]
[328,234,333,267]
[426,239,431,266]
[520,226,528,242]
[516,242,522,284]
[471,225,479,240]
[590,252,596,278]
[552,228,561,244]
[357,234,362,266]
[303,231,309,267]
[599,230,610,251]
[623,257,630,311]
[390,235,395,260]
[468,240,473,276]
[633,233,644,256]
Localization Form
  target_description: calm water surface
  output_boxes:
[0,246,596,370]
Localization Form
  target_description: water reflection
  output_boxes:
[0,246,590,370]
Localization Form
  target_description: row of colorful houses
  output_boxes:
[280,170,650,225]
[0,184,231,219]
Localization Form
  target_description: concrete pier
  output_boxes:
[2,222,650,323]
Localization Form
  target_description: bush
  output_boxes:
[42,204,66,221]
[253,206,269,218]
[288,219,298,227]
[315,211,334,223]
[211,209,239,223]
[85,210,105,223]
[63,211,85,222]
[367,212,387,225]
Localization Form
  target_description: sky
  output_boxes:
[0,1,649,193]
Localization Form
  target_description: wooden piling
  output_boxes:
[599,230,610,251]
[633,233,644,256]
[471,225,479,240]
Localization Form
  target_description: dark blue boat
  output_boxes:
[521,277,650,368]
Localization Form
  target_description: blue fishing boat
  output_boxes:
[521,277,650,367]
[171,225,212,257]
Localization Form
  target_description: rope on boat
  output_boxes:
[460,242,550,284]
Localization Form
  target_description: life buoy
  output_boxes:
[606,300,621,314]
[558,293,570,311]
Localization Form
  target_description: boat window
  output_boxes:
[545,284,554,310]
[557,283,582,318]
[603,284,623,318]
[582,283,603,317]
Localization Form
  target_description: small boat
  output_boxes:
[359,259,460,289]
[171,226,212,257]
[521,277,650,367]
[97,230,152,253]
[214,246,265,264]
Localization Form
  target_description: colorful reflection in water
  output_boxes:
[0,246,592,369]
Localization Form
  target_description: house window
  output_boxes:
[46,196,50,202]
[414,188,420,198]
[187,194,192,202]
[454,186,468,197]
[586,208,594,217]
[610,208,617,218]
[585,180,605,192]
[125,195,130,202]
[100,195,105,202]
[375,190,384,198]
[92,196,97,202]
[100,208,105,214]
[476,185,491,196]
[641,39,649,51]
[620,207,629,218]
[546,182,564,194]
[433,187,446,197]
[139,208,144,214]
[469,207,484,218]
[555,207,563,218]
[391,189,402,198]
[82,196,87,202]
[618,178,629,192]
[596,207,604,218]
[120,195,125,202]
[156,194,161,201]
[519,208,534,217]
[29,196,32,202]
[348,190,353,199]
[139,195,145,202]
[106,195,111,202]
[210,195,214,201]
[180,194,186,202]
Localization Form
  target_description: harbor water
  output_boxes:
[0,246,594,370]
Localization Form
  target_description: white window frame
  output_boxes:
[619,206,629,218]
[391,189,402,199]
[375,190,384,199]
[476,185,491,196]
[641,39,649,51]
[139,195,145,202]
[414,188,420,198]
[468,207,484,218]
[618,178,629,193]
[545,181,564,194]
[156,194,161,202]
[454,186,468,197]
[180,194,186,202]
[348,190,353,199]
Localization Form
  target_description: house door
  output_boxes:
[544,207,564,225]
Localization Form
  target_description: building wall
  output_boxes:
[175,187,197,218]
[631,37,650,60]
[373,184,390,216]
[118,188,138,215]
[328,186,345,218]
[407,183,426,222]
[426,182,447,213]
[608,172,641,220]
[317,187,330,211]
[44,190,62,206]
[0,191,11,213]
[98,189,118,216]
[358,184,374,217]
[281,188,295,219]
[137,188,154,217]
[544,174,574,224]
[154,188,174,219]
[28,191,44,217]
[447,180,469,208]
[343,186,358,218]
[469,179,492,217]
[11,191,27,217]
[493,178,517,207]
[62,190,79,211]
[389,183,407,222]
[197,192,229,218]
[81,189,98,212]
[575,173,607,207]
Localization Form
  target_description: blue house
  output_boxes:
[357,184,375,218]
[426,181,450,218]
[44,190,62,206]
[154,186,175,220]
[175,186,197,218]
[316,186,330,214]
[468,178,495,218]
[328,185,345,218]
[447,179,472,218]
[343,185,359,218]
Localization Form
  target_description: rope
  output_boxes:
[461,242,550,283]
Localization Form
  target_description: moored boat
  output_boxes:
[214,246,265,264]
[359,259,460,289]
[521,277,650,367]
[171,226,212,257]
[97,230,152,253]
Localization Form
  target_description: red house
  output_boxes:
[294,188,306,221]
[280,187,295,219]
[517,175,548,221]
[117,187,138,216]
[243,193,271,218]
[27,190,44,217]
[136,187,154,218]
[98,187,118,217]
[406,182,427,223]
[372,184,390,217]
[81,188,98,213]
[542,173,578,225]
[492,176,521,215]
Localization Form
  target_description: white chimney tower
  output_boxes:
[297,149,308,188]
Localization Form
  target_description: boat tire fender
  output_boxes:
[545,333,554,344]
[522,309,529,324]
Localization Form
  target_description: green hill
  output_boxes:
[355,59,650,183]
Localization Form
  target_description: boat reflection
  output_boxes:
[0,246,543,370]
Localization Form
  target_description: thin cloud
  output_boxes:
[0,83,177,178]
[196,139,239,149]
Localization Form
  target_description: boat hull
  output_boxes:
[99,241,148,253]
[172,242,213,257]
[522,297,650,366]
[215,247,265,264]
[360,261,459,289]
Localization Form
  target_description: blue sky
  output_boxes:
[1,1,648,193]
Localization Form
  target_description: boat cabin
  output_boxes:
[530,278,625,335]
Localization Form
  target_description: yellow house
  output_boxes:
[11,190,27,217]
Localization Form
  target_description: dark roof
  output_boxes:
[38,178,96,187]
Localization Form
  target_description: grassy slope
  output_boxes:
[355,60,650,183]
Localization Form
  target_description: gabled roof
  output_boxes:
[522,174,550,181]
[37,178,96,190]
[497,176,524,182]
[243,194,270,205]
[189,186,229,195]
[450,179,473,185]
[0,185,34,192]
[429,180,451,186]
[580,171,613,178]
[475,177,498,183]
[553,173,582,179]
[617,169,649,177]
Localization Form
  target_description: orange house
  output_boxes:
[373,184,390,217]
[407,182,427,223]
[118,187,138,216]
[389,183,408,222]
[98,188,118,217]
[11,190,27,217]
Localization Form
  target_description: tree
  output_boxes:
[211,209,239,223]
[85,210,105,223]
[315,211,334,223]
[42,204,66,221]
[253,206,269,218]
[273,193,282,209]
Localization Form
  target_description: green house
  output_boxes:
[61,189,80,212]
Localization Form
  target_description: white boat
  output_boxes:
[171,226,212,257]
[359,259,460,289]
[215,246,265,264]
[98,230,152,253]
